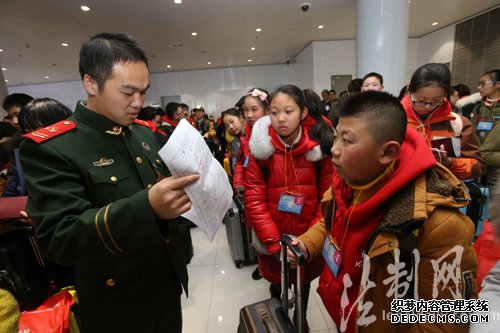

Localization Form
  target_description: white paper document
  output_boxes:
[158,119,233,241]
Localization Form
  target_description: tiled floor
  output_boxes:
[181,225,339,333]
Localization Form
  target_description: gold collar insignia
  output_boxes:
[105,126,122,135]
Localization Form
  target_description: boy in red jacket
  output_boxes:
[290,91,477,333]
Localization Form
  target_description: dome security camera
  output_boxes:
[300,2,311,12]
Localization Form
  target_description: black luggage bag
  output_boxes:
[0,220,52,310]
[238,234,306,333]
[224,195,256,268]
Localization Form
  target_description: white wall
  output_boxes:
[9,64,289,117]
[8,80,86,111]
[288,43,315,91]
[8,25,456,112]
[148,65,289,116]
[417,24,455,67]
[312,41,356,94]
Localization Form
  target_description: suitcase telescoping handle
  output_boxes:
[280,234,305,333]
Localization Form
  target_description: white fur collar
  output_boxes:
[249,115,324,162]
[455,92,482,108]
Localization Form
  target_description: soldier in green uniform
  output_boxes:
[20,33,199,333]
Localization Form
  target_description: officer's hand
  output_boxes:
[148,174,199,219]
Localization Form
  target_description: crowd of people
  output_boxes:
[0,31,499,333]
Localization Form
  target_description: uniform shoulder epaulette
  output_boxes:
[134,119,152,128]
[23,120,76,144]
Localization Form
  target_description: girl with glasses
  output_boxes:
[471,69,500,189]
[401,63,485,181]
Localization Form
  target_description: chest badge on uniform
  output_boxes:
[93,158,115,167]
[142,142,151,151]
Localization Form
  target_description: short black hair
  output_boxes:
[164,102,180,119]
[362,72,384,85]
[339,91,407,144]
[18,98,73,133]
[451,84,471,98]
[79,32,148,90]
[482,69,500,83]
[3,93,34,112]
[348,78,363,94]
[138,106,160,122]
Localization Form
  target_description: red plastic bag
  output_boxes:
[474,221,500,290]
[18,289,74,333]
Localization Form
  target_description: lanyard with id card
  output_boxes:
[277,191,305,215]
[323,236,343,277]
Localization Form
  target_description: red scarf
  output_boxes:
[401,95,455,144]
[161,116,178,128]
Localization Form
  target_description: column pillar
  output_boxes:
[356,0,410,95]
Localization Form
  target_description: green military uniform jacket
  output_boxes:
[20,101,188,333]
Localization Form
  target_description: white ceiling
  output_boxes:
[1,0,498,87]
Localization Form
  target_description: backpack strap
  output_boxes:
[396,221,424,299]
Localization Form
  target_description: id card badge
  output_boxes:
[277,193,304,215]
[243,156,249,168]
[477,121,494,131]
[451,137,461,158]
[323,238,342,278]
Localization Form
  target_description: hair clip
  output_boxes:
[249,89,268,102]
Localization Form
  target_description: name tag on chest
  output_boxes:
[277,193,304,214]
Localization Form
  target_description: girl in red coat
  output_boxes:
[233,88,271,280]
[245,85,334,331]
[233,88,271,196]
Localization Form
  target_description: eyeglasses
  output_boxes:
[409,93,445,108]
[477,80,497,88]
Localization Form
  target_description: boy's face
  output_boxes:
[362,77,383,92]
[331,115,388,185]
[195,109,204,120]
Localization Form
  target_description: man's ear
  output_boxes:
[83,74,98,96]
[380,141,401,166]
[301,107,309,121]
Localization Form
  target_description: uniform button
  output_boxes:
[110,176,117,182]
[156,159,161,164]
[136,157,143,164]
[106,278,115,287]
[147,184,153,189]
[388,242,394,247]
[63,121,71,125]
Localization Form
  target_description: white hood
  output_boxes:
[248,115,324,162]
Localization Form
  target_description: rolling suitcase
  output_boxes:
[238,234,305,333]
[224,195,256,268]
